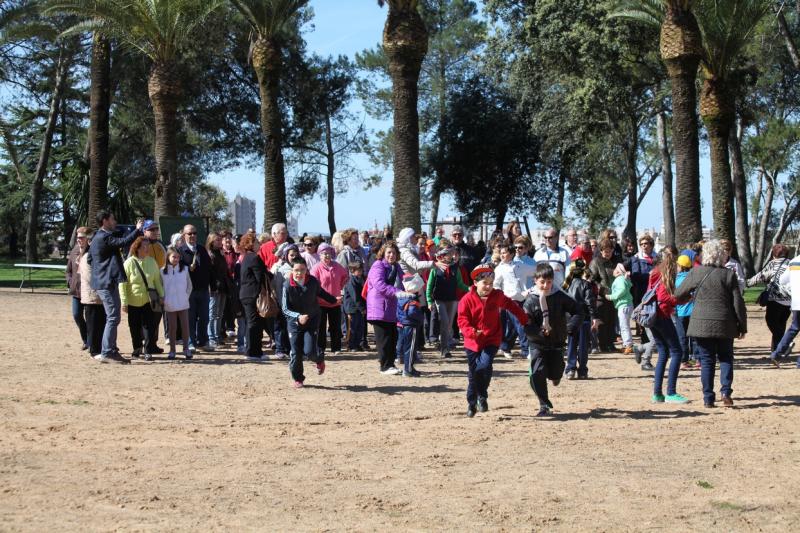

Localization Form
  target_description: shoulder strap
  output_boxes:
[132,259,151,290]
[692,268,714,298]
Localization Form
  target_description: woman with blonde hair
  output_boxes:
[120,237,164,360]
[647,247,687,403]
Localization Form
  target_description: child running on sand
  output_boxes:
[524,263,584,416]
[457,265,528,417]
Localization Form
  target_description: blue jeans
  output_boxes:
[694,337,734,404]
[71,296,87,344]
[273,313,290,355]
[397,325,418,373]
[466,345,498,405]
[773,310,800,360]
[208,292,226,345]
[96,287,121,356]
[500,302,529,355]
[236,316,248,352]
[673,314,688,361]
[188,289,210,348]
[288,319,319,382]
[650,315,683,396]
[566,320,591,376]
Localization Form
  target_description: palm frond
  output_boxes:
[607,0,665,28]
[230,0,308,39]
[695,0,771,77]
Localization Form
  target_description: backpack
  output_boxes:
[256,272,279,318]
[632,281,660,328]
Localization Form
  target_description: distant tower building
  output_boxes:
[287,215,299,237]
[229,194,256,235]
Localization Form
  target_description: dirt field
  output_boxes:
[1,290,799,531]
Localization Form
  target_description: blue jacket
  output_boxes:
[397,294,424,327]
[88,227,142,290]
[675,271,695,317]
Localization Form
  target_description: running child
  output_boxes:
[523,263,583,416]
[458,265,528,417]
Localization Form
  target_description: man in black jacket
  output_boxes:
[178,224,213,352]
[88,211,143,363]
[523,263,583,416]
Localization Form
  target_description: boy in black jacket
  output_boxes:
[524,263,583,416]
[281,257,338,388]
[342,262,368,351]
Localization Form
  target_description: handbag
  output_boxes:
[256,272,279,318]
[632,281,660,328]
[758,259,789,306]
[133,259,162,313]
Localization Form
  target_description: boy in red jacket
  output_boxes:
[458,265,529,418]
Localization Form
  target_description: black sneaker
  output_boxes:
[131,348,141,359]
[443,352,452,359]
[577,373,589,380]
[641,362,654,371]
[477,397,488,413]
[80,343,89,351]
[467,404,477,418]
[149,346,165,354]
[536,406,552,417]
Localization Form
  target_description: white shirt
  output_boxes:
[493,261,530,301]
[533,246,571,287]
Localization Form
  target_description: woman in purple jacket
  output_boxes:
[367,241,410,375]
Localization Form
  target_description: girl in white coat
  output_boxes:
[161,247,193,359]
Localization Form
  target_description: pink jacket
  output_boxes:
[311,260,348,308]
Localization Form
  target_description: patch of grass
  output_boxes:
[67,399,91,406]
[696,480,714,489]
[37,399,59,405]
[712,501,745,511]
[744,286,763,306]
[0,257,67,289]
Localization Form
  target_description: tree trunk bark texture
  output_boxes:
[661,8,703,247]
[25,47,71,263]
[729,120,753,274]
[657,111,676,247]
[756,173,774,270]
[87,33,111,230]
[253,37,287,231]
[325,112,336,235]
[384,7,428,233]
[149,61,182,220]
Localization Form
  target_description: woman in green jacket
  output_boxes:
[120,237,164,360]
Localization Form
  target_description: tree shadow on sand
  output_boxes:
[302,383,460,396]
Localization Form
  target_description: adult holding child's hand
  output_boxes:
[367,241,405,375]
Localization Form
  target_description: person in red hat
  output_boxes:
[457,264,528,418]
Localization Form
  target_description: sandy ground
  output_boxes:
[1,290,800,532]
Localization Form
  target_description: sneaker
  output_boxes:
[273,352,288,360]
[108,352,130,365]
[770,356,781,368]
[184,349,193,360]
[226,330,236,337]
[623,346,633,355]
[641,362,654,371]
[536,406,552,417]
[80,343,89,351]
[402,370,417,377]
[131,348,141,359]
[167,351,176,360]
[293,380,304,389]
[331,351,340,357]
[577,373,589,380]
[142,352,152,361]
[410,368,422,377]
[246,355,265,362]
[188,345,197,354]
[316,362,326,375]
[467,404,477,418]
[704,402,715,408]
[380,367,401,375]
[93,353,111,363]
[499,349,512,359]
[477,397,488,413]
[721,395,734,408]
[395,358,403,366]
[590,348,600,355]
[527,353,532,361]
[149,346,165,354]
[633,345,643,364]
[443,352,452,359]
[566,370,577,380]
[651,394,665,403]
[202,344,216,352]
[665,394,689,404]
[680,362,693,370]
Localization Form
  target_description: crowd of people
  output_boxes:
[66,210,789,416]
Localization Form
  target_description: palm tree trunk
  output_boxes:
[661,8,703,247]
[252,38,286,231]
[87,33,111,229]
[25,46,71,263]
[776,7,800,70]
[730,119,753,274]
[149,61,182,219]
[384,6,428,232]
[657,111,676,247]
[325,111,336,235]
[700,80,735,247]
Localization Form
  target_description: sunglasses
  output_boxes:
[185,232,197,236]
[514,245,526,250]
[545,235,556,239]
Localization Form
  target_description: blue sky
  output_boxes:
[208,0,715,235]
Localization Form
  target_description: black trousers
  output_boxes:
[528,345,565,409]
[318,306,342,353]
[765,300,791,351]
[127,304,155,353]
[242,299,264,357]
[85,304,106,356]
[370,320,398,371]
[597,300,616,350]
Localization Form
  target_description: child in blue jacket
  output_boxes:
[397,273,425,377]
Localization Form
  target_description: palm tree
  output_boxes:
[611,0,703,247]
[87,32,110,229]
[378,0,428,232]
[48,0,222,219]
[695,0,770,248]
[230,0,308,231]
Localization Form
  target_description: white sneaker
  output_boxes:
[381,367,401,375]
[273,352,287,360]
[527,353,532,361]
[499,349,513,359]
[394,358,402,366]
[93,353,110,363]
[331,351,340,357]
[226,330,236,337]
